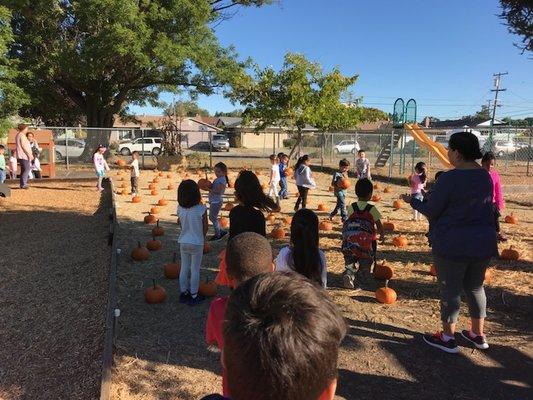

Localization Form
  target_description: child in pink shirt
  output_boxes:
[9,149,17,179]
[482,152,506,242]
[409,162,427,221]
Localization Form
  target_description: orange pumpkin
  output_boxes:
[158,172,163,177]
[383,219,396,232]
[383,187,392,193]
[198,178,212,191]
[501,246,519,260]
[285,167,294,176]
[375,281,397,304]
[152,177,160,183]
[132,241,150,261]
[203,242,210,254]
[116,159,126,167]
[261,183,268,190]
[150,206,160,214]
[148,183,157,190]
[132,196,142,203]
[504,213,518,224]
[338,178,351,190]
[317,204,327,212]
[373,183,380,190]
[152,220,165,236]
[371,194,381,202]
[199,280,218,297]
[144,212,157,224]
[266,213,276,223]
[220,217,229,229]
[392,236,408,247]
[429,264,437,276]
[150,190,158,196]
[283,216,292,226]
[319,220,333,231]
[157,198,168,206]
[147,235,162,251]
[392,200,403,210]
[166,173,172,179]
[163,253,180,279]
[373,263,394,280]
[224,202,235,211]
[145,279,166,304]
[484,268,493,285]
[271,226,286,239]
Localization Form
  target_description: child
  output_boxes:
[206,232,274,397]
[209,162,229,241]
[294,155,316,211]
[0,145,6,183]
[215,170,278,287]
[481,152,506,242]
[329,158,350,222]
[201,272,347,400]
[278,153,289,200]
[9,149,17,179]
[275,208,327,288]
[342,178,385,289]
[93,144,110,191]
[410,161,427,221]
[268,154,280,205]
[177,179,208,306]
[355,149,371,180]
[31,149,42,179]
[129,151,140,197]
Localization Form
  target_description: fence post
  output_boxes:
[141,129,145,169]
[527,129,532,176]
[65,127,69,170]
[330,133,333,164]
[388,130,394,179]
[320,132,324,170]
[209,132,213,169]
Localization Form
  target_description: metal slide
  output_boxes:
[404,123,452,169]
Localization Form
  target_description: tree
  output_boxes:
[166,100,210,118]
[499,0,533,55]
[214,109,244,117]
[230,53,386,159]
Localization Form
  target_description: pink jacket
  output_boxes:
[489,169,504,211]
[410,173,425,194]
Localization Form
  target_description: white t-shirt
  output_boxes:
[130,159,140,177]
[270,163,280,182]
[178,204,207,246]
[275,246,327,288]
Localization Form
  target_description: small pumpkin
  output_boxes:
[266,213,276,222]
[383,187,392,193]
[375,281,397,304]
[151,189,158,196]
[373,263,394,280]
[283,216,292,226]
[224,202,234,211]
[132,196,142,203]
[392,236,408,247]
[198,177,212,191]
[166,173,172,179]
[145,279,166,304]
[116,159,126,167]
[501,246,519,260]
[220,217,229,229]
[317,204,327,212]
[261,183,268,190]
[392,200,403,210]
[199,280,218,297]
[144,212,157,224]
[429,264,437,276]
[147,235,162,251]
[158,172,163,177]
[338,178,351,190]
[152,177,160,183]
[148,183,157,190]
[152,220,165,236]
[132,241,150,261]
[484,268,493,285]
[285,167,294,176]
[163,253,180,279]
[371,194,381,202]
[150,206,160,214]
[504,213,518,224]
[271,226,286,239]
[319,220,333,231]
[158,198,168,206]
[203,242,210,254]
[383,219,396,232]
[373,183,380,190]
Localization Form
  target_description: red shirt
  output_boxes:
[206,296,229,396]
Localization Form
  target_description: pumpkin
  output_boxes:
[317,204,327,211]
[132,196,142,203]
[285,167,294,176]
[266,213,276,222]
[166,173,172,179]
[148,183,157,190]
[151,190,158,196]
[375,281,397,304]
[283,216,292,226]
[163,253,180,279]
[132,241,150,261]
[150,206,160,214]
[373,263,394,280]
[383,219,396,232]
[504,213,518,224]
[224,202,234,211]
[144,212,157,224]
[392,236,408,247]
[152,177,160,183]
[158,172,163,177]
[392,200,403,210]
[383,187,392,193]
[484,268,493,285]
[198,178,212,191]
[501,246,519,260]
[203,242,210,254]
[271,226,286,239]
[147,235,162,251]
[371,194,381,202]
[116,159,126,167]
[145,279,167,304]
[158,198,168,206]
[220,217,229,229]
[373,183,380,190]
[152,220,165,236]
[261,183,268,190]
[199,280,218,297]
[338,178,351,190]
[319,220,333,231]
[429,264,437,276]
[167,184,175,190]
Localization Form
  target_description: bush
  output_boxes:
[186,152,209,167]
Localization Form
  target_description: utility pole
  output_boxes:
[489,72,507,147]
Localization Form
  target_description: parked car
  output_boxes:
[118,138,162,156]
[334,140,360,154]
[493,140,519,157]
[54,138,85,161]
[211,134,230,152]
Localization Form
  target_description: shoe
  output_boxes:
[188,294,206,306]
[423,332,459,354]
[209,230,228,242]
[460,330,489,349]
[179,292,191,304]
[342,271,356,289]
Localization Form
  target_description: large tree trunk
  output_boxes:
[287,130,303,161]
[79,106,116,161]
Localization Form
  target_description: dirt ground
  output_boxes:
[109,166,532,400]
[0,180,111,400]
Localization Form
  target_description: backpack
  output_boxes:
[342,203,377,260]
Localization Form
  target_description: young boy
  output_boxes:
[31,149,42,179]
[268,154,280,205]
[0,145,6,183]
[329,158,350,222]
[201,272,347,400]
[278,153,289,200]
[355,149,371,180]
[341,178,385,289]
[205,232,274,397]
[129,151,140,197]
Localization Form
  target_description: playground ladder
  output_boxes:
[374,130,403,167]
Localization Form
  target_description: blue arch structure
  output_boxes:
[393,98,405,127]
[405,99,417,124]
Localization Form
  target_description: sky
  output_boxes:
[130,0,533,121]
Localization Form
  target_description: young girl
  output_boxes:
[93,145,110,191]
[178,179,208,306]
[481,152,505,242]
[215,170,278,287]
[275,208,327,288]
[410,162,427,221]
[9,149,17,179]
[268,154,280,205]
[31,149,42,179]
[294,155,316,211]
[208,162,229,241]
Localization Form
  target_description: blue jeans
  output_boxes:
[18,159,30,188]
[209,202,223,236]
[279,177,288,198]
[0,169,5,183]
[330,191,347,221]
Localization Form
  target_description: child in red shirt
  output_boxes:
[205,232,274,396]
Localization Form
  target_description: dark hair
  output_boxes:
[339,158,350,168]
[226,232,273,283]
[26,131,35,138]
[0,144,4,150]
[178,179,201,208]
[481,151,495,163]
[355,178,373,199]
[277,152,285,160]
[435,171,444,180]
[131,151,139,157]
[290,209,322,287]
[17,123,28,131]
[234,170,278,211]
[295,155,310,170]
[223,272,347,400]
[93,144,106,155]
[358,149,365,154]
[448,132,483,161]
[214,161,229,184]
[414,161,427,184]
[269,154,278,162]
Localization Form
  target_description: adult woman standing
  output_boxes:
[401,132,497,353]
[15,124,34,189]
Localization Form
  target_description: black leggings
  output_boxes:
[493,204,500,233]
[295,186,309,209]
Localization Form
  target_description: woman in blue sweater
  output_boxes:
[401,132,498,354]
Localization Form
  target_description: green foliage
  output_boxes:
[502,117,533,127]
[166,100,210,117]
[215,109,244,117]
[499,0,532,55]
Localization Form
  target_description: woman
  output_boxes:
[401,132,497,354]
[15,124,33,189]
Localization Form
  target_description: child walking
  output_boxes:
[294,155,316,211]
[342,178,385,289]
[208,162,229,241]
[177,179,208,306]
[481,152,506,242]
[129,151,140,197]
[278,153,289,200]
[329,158,350,222]
[410,162,427,221]
[355,149,371,180]
[0,145,6,183]
[9,149,17,179]
[268,154,280,206]
[275,208,327,288]
[93,144,110,191]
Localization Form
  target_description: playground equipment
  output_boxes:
[404,123,452,169]
[7,129,56,178]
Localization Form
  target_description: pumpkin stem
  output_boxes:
[137,241,141,248]
[157,220,160,227]
[152,279,156,289]
[384,280,389,288]
[172,252,176,263]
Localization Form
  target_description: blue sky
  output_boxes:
[131,0,533,120]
